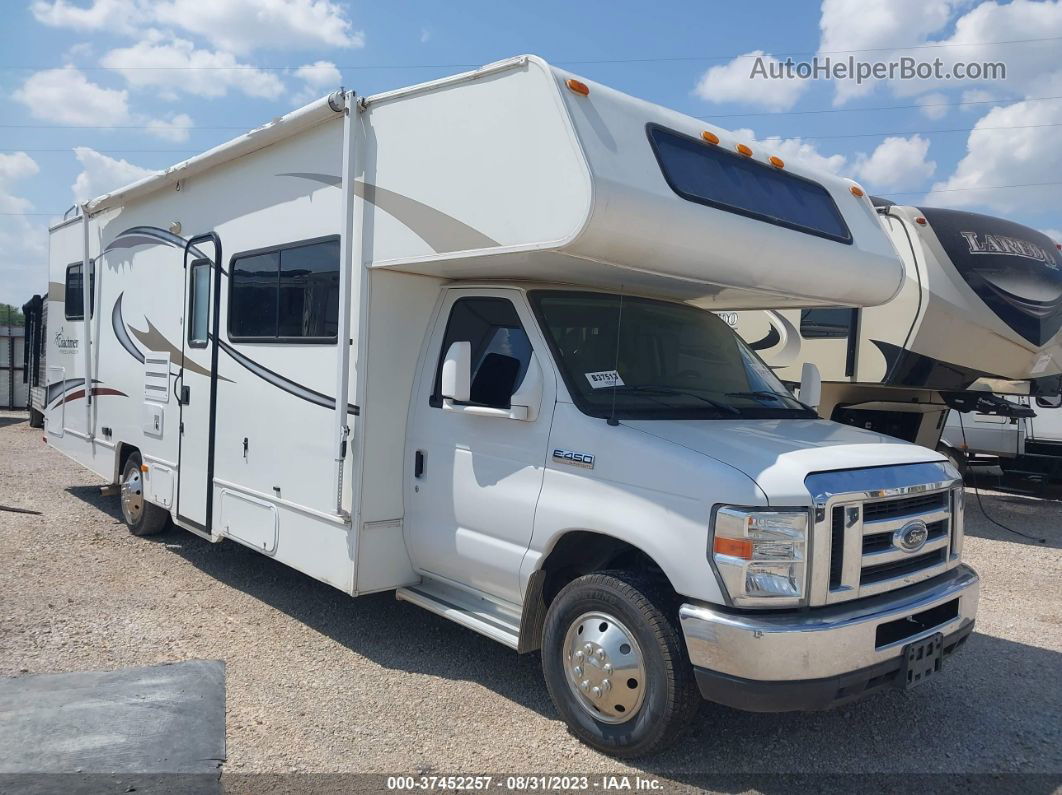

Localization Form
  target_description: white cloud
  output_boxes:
[292,60,341,103]
[916,92,949,120]
[13,67,130,127]
[31,0,364,54]
[960,89,999,109]
[420,28,431,44]
[102,35,285,99]
[30,0,141,34]
[145,113,194,142]
[694,50,808,111]
[71,147,155,204]
[1041,228,1062,244]
[854,135,936,190]
[927,98,1062,213]
[818,0,960,104]
[153,0,363,54]
[0,153,48,306]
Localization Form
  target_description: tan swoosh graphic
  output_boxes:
[128,319,234,383]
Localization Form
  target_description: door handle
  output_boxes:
[414,450,425,478]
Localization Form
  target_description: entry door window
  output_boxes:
[188,260,211,347]
[431,297,533,410]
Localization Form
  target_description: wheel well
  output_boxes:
[115,442,140,483]
[518,531,673,654]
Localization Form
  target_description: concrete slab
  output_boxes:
[0,659,225,789]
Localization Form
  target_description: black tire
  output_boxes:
[120,452,170,536]
[542,570,699,758]
[28,408,44,428]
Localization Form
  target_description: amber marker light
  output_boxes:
[713,536,753,559]
[565,79,590,96]
[736,143,753,157]
[702,131,720,145]
[850,185,865,198]
[915,216,928,225]
[769,155,785,168]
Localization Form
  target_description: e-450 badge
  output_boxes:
[552,448,595,469]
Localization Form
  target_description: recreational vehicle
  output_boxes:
[21,293,48,427]
[43,56,979,756]
[732,201,1062,461]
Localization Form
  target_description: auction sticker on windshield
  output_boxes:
[585,370,624,389]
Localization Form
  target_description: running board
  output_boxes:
[396,579,521,650]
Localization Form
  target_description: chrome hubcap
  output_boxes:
[563,611,646,723]
[120,468,144,525]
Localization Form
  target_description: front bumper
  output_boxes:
[679,564,979,712]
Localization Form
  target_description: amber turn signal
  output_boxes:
[713,536,753,559]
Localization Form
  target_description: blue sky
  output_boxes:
[1,0,1060,305]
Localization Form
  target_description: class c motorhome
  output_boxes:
[731,200,1062,466]
[43,56,978,756]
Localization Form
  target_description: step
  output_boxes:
[396,578,521,650]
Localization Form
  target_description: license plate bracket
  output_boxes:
[901,632,944,689]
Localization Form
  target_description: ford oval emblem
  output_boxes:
[894,520,929,553]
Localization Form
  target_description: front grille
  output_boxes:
[861,548,947,585]
[825,486,953,602]
[861,492,947,521]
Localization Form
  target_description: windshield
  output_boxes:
[532,291,815,420]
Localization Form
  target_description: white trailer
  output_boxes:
[43,56,978,756]
[732,201,1062,457]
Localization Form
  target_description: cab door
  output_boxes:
[405,289,555,604]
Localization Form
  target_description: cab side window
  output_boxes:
[431,297,533,410]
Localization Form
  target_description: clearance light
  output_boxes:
[565,79,590,96]
[140,464,149,472]
[736,143,753,157]
[769,155,785,169]
[701,131,720,145]
[916,216,928,225]
[850,185,865,198]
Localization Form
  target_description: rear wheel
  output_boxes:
[542,570,699,758]
[120,452,169,536]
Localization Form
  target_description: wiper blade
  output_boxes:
[620,385,741,415]
[726,390,814,411]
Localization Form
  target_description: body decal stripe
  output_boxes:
[60,387,127,405]
[104,226,209,262]
[112,293,145,364]
[217,339,358,415]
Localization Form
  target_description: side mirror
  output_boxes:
[441,341,471,403]
[508,353,543,422]
[799,362,821,410]
[1036,395,1062,409]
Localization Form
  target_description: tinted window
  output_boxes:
[64,262,95,320]
[228,238,338,341]
[647,125,851,243]
[800,307,854,339]
[431,297,533,409]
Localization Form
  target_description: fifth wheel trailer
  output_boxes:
[42,56,978,756]
[731,201,1062,460]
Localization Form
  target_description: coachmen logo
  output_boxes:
[893,519,929,554]
[54,329,79,354]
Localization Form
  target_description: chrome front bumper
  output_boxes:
[679,564,979,711]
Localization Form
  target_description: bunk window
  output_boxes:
[188,260,211,347]
[64,261,95,321]
[228,236,339,342]
[647,125,851,244]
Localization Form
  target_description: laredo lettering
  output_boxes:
[960,230,1053,266]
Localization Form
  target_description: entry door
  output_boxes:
[176,238,220,531]
[406,290,554,604]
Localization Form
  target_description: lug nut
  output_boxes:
[596,649,607,661]
[573,666,582,677]
[580,679,589,691]
[603,663,613,674]
[584,643,593,655]
[601,679,611,691]
[574,650,584,661]
[591,686,601,698]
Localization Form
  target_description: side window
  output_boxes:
[800,307,855,339]
[228,237,339,342]
[430,297,533,410]
[188,260,210,347]
[64,261,95,321]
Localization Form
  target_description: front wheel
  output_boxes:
[120,452,170,536]
[542,571,699,757]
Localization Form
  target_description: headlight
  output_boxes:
[710,507,809,607]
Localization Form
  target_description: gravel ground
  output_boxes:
[1,409,1060,785]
